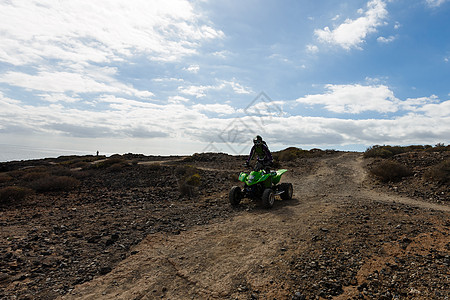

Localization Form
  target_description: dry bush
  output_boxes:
[92,157,126,169]
[174,165,198,177]
[70,161,90,169]
[0,186,34,204]
[364,145,408,158]
[185,173,201,186]
[0,173,13,184]
[229,173,240,182]
[275,147,310,161]
[22,171,50,182]
[51,167,74,177]
[29,175,80,192]
[145,163,163,170]
[178,183,196,197]
[425,159,450,184]
[365,144,449,158]
[71,170,94,179]
[107,162,129,172]
[277,150,297,161]
[175,165,201,197]
[370,160,413,182]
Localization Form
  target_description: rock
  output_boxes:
[292,291,306,300]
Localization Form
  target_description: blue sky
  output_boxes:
[0,0,449,156]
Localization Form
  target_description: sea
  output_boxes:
[0,144,99,163]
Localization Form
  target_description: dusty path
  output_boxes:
[61,153,449,299]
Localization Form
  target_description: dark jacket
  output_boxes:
[246,143,273,164]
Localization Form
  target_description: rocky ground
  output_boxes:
[0,149,448,299]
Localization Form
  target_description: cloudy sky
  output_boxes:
[0,0,449,156]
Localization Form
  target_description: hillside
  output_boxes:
[0,148,449,299]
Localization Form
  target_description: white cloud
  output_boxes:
[314,0,388,50]
[178,80,251,98]
[184,64,200,73]
[212,50,231,58]
[192,103,238,115]
[168,95,190,103]
[2,88,450,154]
[296,84,399,114]
[39,93,81,103]
[178,84,212,98]
[225,80,252,94]
[0,70,153,98]
[306,44,319,54]
[0,0,224,66]
[377,35,396,43]
[425,0,448,7]
[417,99,450,117]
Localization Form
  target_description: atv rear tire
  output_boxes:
[229,186,242,206]
[262,188,275,208]
[280,183,293,200]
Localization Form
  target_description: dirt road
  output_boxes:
[61,153,449,299]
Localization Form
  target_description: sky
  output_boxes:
[0,0,449,157]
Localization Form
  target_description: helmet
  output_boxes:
[253,135,263,145]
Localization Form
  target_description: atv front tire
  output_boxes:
[262,188,275,208]
[280,183,293,200]
[229,186,242,206]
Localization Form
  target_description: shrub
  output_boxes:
[0,186,34,204]
[179,183,196,197]
[274,147,313,161]
[369,160,413,182]
[425,159,450,184]
[29,175,80,192]
[107,162,129,172]
[174,165,198,177]
[185,173,201,187]
[22,172,50,182]
[175,165,201,197]
[92,157,127,169]
[364,145,394,158]
[145,163,163,171]
[0,173,13,184]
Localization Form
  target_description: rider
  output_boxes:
[245,135,273,171]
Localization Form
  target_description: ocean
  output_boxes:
[0,144,98,162]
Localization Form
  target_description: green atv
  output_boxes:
[229,160,293,208]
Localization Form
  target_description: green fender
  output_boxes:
[272,169,287,185]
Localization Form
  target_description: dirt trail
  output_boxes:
[61,153,449,299]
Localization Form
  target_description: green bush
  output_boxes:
[369,160,413,182]
[425,159,450,184]
[29,175,80,192]
[0,186,34,204]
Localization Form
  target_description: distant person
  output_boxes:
[96,151,99,156]
[245,135,273,171]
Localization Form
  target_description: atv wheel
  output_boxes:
[280,183,293,200]
[262,188,275,208]
[229,186,242,206]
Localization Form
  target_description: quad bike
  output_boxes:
[229,159,293,208]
